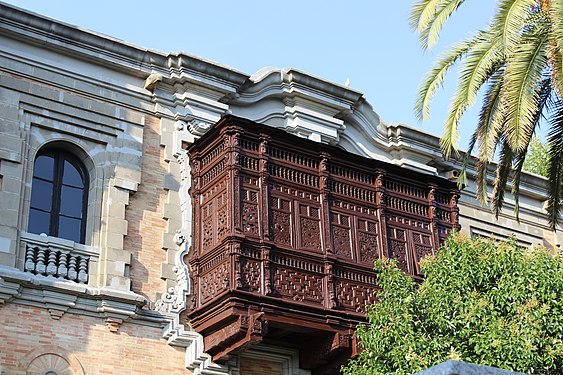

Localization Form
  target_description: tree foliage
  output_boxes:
[523,136,549,177]
[410,0,563,229]
[342,233,563,375]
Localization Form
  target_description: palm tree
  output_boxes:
[410,0,563,229]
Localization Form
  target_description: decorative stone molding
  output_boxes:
[162,319,229,375]
[0,265,166,327]
[19,345,85,375]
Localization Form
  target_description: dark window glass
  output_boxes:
[58,216,82,243]
[28,208,50,235]
[28,149,88,243]
[60,186,83,218]
[30,178,53,211]
[33,155,54,181]
[63,160,84,188]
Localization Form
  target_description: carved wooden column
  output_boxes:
[450,189,461,231]
[230,240,242,290]
[259,134,272,295]
[427,183,440,249]
[374,169,388,259]
[319,152,336,309]
[223,125,243,234]
[189,153,202,309]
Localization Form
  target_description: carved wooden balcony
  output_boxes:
[186,115,459,374]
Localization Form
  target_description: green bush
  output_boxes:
[342,233,563,375]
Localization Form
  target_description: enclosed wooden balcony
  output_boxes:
[186,115,459,374]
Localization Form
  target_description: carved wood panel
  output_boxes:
[270,196,292,246]
[357,219,379,263]
[242,189,259,236]
[331,212,352,259]
[299,204,321,251]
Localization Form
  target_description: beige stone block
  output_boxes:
[164,173,180,192]
[107,274,131,290]
[1,175,23,195]
[107,218,128,235]
[0,252,16,268]
[105,247,131,264]
[106,201,126,219]
[161,232,176,251]
[162,203,179,221]
[104,232,124,250]
[166,248,178,264]
[160,263,176,280]
[109,187,131,205]
[0,208,18,225]
[0,160,23,177]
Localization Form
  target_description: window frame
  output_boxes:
[28,148,89,244]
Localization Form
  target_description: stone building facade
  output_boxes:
[0,3,560,375]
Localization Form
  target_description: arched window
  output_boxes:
[28,149,89,244]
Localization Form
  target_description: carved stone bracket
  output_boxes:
[106,317,123,332]
[163,319,229,375]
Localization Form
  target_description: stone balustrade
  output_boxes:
[20,232,96,284]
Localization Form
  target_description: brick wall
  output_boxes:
[125,116,169,303]
[0,303,188,374]
[239,357,283,375]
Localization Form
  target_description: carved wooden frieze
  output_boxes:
[187,115,459,374]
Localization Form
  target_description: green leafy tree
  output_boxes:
[523,136,549,177]
[410,0,563,229]
[342,233,563,375]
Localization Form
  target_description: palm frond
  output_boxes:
[511,148,528,219]
[417,0,466,50]
[415,33,481,122]
[503,30,549,152]
[545,97,563,229]
[491,137,514,218]
[409,0,446,30]
[491,0,539,54]
[509,79,550,216]
[476,69,505,163]
[440,33,504,158]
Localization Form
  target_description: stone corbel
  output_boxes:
[0,277,22,304]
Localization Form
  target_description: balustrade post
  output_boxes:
[78,257,88,284]
[68,255,78,281]
[46,250,58,277]
[35,247,46,275]
[25,245,36,273]
[58,252,68,279]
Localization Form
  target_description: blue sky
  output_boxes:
[4,1,496,150]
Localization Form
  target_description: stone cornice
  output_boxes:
[0,266,167,327]
[0,2,249,88]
